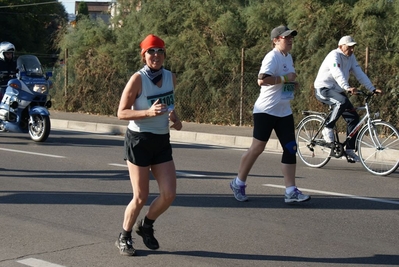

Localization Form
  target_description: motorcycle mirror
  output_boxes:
[45,100,52,109]
[10,101,18,109]
[46,71,53,80]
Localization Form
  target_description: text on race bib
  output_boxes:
[147,90,175,108]
[282,83,295,92]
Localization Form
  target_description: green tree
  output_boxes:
[0,0,67,66]
[109,0,251,123]
[76,1,89,21]
[55,17,122,114]
[350,0,399,123]
[53,0,399,127]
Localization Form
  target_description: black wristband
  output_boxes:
[257,73,270,80]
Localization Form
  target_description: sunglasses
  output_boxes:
[146,48,165,55]
[279,35,294,40]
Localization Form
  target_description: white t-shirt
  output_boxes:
[253,48,296,117]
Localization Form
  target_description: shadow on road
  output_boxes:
[0,189,398,210]
[136,250,399,265]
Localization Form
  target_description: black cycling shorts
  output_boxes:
[124,128,173,167]
[253,113,295,142]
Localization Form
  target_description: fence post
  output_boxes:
[240,48,244,126]
[64,48,68,96]
[365,46,369,75]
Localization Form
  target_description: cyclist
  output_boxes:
[314,36,381,162]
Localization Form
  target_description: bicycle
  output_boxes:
[295,91,399,176]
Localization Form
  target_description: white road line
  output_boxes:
[108,164,207,178]
[107,166,398,204]
[176,171,207,177]
[263,184,399,205]
[0,148,65,158]
[109,163,126,167]
[17,258,66,267]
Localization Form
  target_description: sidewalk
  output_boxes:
[50,110,282,151]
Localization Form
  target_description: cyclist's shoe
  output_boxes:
[133,219,160,250]
[285,188,311,203]
[322,127,334,143]
[115,233,136,256]
[345,149,361,162]
[230,179,249,202]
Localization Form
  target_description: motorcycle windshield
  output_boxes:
[17,55,45,78]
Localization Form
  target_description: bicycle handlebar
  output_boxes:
[349,90,374,96]
[348,90,379,104]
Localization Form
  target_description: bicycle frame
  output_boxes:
[300,92,376,156]
[341,93,385,153]
[296,91,399,175]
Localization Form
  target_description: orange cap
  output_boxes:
[140,34,165,55]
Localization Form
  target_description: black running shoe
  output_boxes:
[133,219,160,250]
[115,233,136,256]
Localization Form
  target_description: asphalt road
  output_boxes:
[0,129,398,267]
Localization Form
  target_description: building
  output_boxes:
[75,1,113,23]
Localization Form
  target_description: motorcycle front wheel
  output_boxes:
[28,114,51,142]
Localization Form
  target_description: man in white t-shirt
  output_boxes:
[314,35,381,162]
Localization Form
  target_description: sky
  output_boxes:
[58,0,111,15]
[58,0,76,14]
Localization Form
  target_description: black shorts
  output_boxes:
[253,113,295,142]
[124,129,173,167]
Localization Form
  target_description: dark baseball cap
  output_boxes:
[270,25,297,40]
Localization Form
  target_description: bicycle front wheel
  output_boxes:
[357,121,399,176]
[296,115,331,168]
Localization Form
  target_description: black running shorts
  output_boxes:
[253,113,295,142]
[124,128,173,167]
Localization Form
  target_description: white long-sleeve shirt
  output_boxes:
[314,48,375,93]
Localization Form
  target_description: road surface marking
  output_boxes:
[17,258,66,267]
[0,148,65,158]
[109,163,126,167]
[109,164,206,177]
[107,165,397,204]
[176,171,207,177]
[263,184,399,205]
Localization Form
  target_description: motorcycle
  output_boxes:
[0,55,52,142]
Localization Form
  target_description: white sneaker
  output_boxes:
[345,149,360,162]
[230,179,248,202]
[322,127,334,143]
[285,188,311,203]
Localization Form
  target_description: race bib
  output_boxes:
[281,82,295,100]
[147,91,175,111]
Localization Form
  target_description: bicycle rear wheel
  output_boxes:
[296,115,331,168]
[357,121,399,176]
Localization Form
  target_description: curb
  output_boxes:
[51,119,283,151]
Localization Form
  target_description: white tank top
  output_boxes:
[128,69,175,134]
